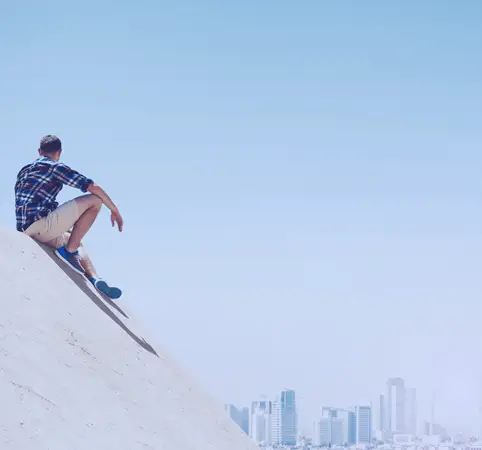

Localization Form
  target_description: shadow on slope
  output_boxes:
[36,242,159,358]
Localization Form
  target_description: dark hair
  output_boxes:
[39,135,62,154]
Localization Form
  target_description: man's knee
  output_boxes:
[90,195,102,211]
[75,194,102,211]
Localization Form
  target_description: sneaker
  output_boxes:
[89,277,122,300]
[55,246,85,275]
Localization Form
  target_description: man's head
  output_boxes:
[38,135,62,160]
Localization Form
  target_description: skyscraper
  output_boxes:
[386,377,405,434]
[313,417,329,446]
[225,404,238,422]
[250,400,272,445]
[405,387,417,435]
[331,417,344,445]
[379,393,385,431]
[239,406,249,434]
[314,407,347,446]
[224,404,249,434]
[321,406,338,418]
[337,409,356,445]
[271,389,297,446]
[355,404,372,444]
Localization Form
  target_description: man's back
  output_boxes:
[15,156,93,232]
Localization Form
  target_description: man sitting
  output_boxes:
[15,134,124,299]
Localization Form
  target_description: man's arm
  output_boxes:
[87,183,124,232]
[52,163,124,231]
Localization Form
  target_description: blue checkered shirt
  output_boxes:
[15,156,94,232]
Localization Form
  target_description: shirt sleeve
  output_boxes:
[52,163,94,192]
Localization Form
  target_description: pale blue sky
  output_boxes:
[1,0,482,435]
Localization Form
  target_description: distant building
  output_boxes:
[422,420,429,435]
[338,408,357,445]
[379,393,385,431]
[432,423,448,438]
[331,417,344,445]
[313,415,343,446]
[355,404,372,444]
[405,387,417,435]
[225,404,249,434]
[468,442,482,450]
[421,420,447,438]
[374,429,390,442]
[271,389,297,446]
[313,417,330,446]
[250,399,272,445]
[225,404,237,421]
[314,407,356,446]
[239,407,249,434]
[453,432,466,444]
[319,407,331,418]
[422,434,443,445]
[299,435,312,447]
[386,377,405,434]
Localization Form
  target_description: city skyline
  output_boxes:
[222,368,480,437]
[224,376,467,443]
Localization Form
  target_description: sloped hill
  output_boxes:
[0,228,256,450]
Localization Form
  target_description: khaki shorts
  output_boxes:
[24,199,82,249]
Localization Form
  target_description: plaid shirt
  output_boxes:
[15,156,94,232]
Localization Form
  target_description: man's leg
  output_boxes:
[64,194,102,253]
[25,194,101,275]
[77,243,121,299]
[25,194,102,246]
[25,195,122,298]
[77,245,98,280]
[48,232,121,299]
[47,232,98,278]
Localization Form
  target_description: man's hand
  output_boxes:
[111,210,124,232]
[87,183,124,232]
